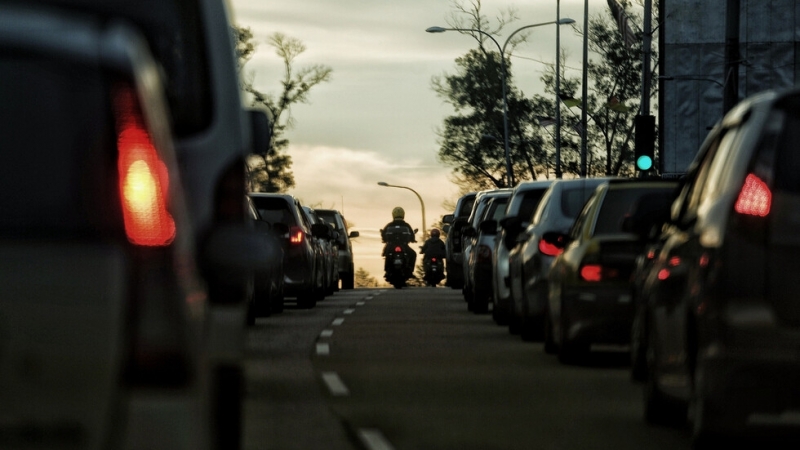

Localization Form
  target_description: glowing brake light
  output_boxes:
[734,173,771,217]
[538,238,564,257]
[113,84,175,246]
[579,264,620,282]
[431,258,437,262]
[290,226,305,244]
[394,246,403,252]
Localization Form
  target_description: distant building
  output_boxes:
[659,0,800,177]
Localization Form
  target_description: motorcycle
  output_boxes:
[384,244,409,289]
[423,255,445,287]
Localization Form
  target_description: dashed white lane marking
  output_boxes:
[332,318,345,326]
[321,372,349,396]
[364,296,373,300]
[358,428,394,450]
[316,343,330,356]
[356,301,365,306]
[320,329,334,338]
[343,309,355,315]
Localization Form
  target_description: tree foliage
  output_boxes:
[233,25,333,192]
[354,267,379,288]
[434,0,658,186]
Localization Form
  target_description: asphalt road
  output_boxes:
[244,287,691,450]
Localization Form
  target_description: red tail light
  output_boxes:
[113,84,175,246]
[431,258,437,262]
[394,246,403,253]
[735,173,771,217]
[290,226,304,244]
[538,238,564,257]
[579,264,620,282]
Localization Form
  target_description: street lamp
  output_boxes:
[377,182,427,241]
[427,18,575,187]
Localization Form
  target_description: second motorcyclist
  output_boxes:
[420,228,446,260]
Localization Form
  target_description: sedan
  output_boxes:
[545,179,677,364]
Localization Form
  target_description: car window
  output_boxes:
[569,194,596,240]
[561,185,596,219]
[701,125,743,201]
[457,195,476,217]
[486,197,509,222]
[250,197,297,226]
[0,54,118,237]
[682,131,724,223]
[772,95,800,193]
[20,0,213,137]
[594,187,676,235]
[516,189,548,223]
[531,188,554,225]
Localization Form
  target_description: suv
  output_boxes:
[14,0,275,447]
[316,209,360,289]
[640,88,800,445]
[442,192,476,289]
[464,193,512,313]
[0,6,215,448]
[249,194,327,308]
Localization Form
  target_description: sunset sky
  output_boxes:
[228,0,616,281]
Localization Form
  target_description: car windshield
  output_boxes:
[594,187,676,235]
[17,0,212,137]
[250,196,297,227]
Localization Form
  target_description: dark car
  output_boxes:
[442,192,477,289]
[493,180,553,325]
[544,180,677,364]
[463,193,512,313]
[316,209,360,289]
[249,194,327,308]
[0,6,219,447]
[640,88,800,446]
[506,178,613,340]
[303,206,338,296]
[247,196,286,321]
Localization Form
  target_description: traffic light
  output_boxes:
[634,115,655,172]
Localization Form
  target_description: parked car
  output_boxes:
[302,206,338,296]
[507,178,612,340]
[460,189,513,308]
[316,209,360,289]
[492,180,554,325]
[544,179,678,364]
[249,194,326,308]
[463,193,512,313]
[640,88,800,446]
[14,0,274,447]
[0,6,216,448]
[247,196,286,321]
[442,192,477,289]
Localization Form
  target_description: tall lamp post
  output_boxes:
[427,18,575,187]
[377,182,427,241]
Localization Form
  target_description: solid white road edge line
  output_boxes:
[321,372,349,396]
[358,428,394,450]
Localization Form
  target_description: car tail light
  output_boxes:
[538,238,564,257]
[734,173,771,217]
[290,226,305,244]
[431,258,437,262]
[113,84,175,246]
[579,264,620,282]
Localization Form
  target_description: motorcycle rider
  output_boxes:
[381,207,417,279]
[420,228,446,260]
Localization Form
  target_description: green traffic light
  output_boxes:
[636,155,653,171]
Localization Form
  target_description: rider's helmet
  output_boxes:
[430,228,440,238]
[392,206,405,220]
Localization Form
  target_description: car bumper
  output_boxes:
[562,286,634,345]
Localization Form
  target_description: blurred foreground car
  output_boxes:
[442,192,476,289]
[493,180,553,325]
[249,193,326,308]
[316,209,360,289]
[641,88,800,446]
[507,178,612,339]
[0,7,214,448]
[544,179,677,364]
[247,196,285,322]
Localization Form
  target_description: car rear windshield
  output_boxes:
[20,0,213,137]
[517,189,548,222]
[561,185,598,219]
[594,187,676,235]
[250,197,298,227]
[486,197,510,221]
[316,211,344,230]
[0,55,120,238]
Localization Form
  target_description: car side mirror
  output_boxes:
[247,108,271,155]
[442,214,455,224]
[349,231,359,238]
[479,219,498,235]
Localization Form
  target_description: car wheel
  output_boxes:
[492,303,508,325]
[643,327,687,426]
[341,271,355,289]
[297,289,317,309]
[270,290,284,314]
[543,313,557,354]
